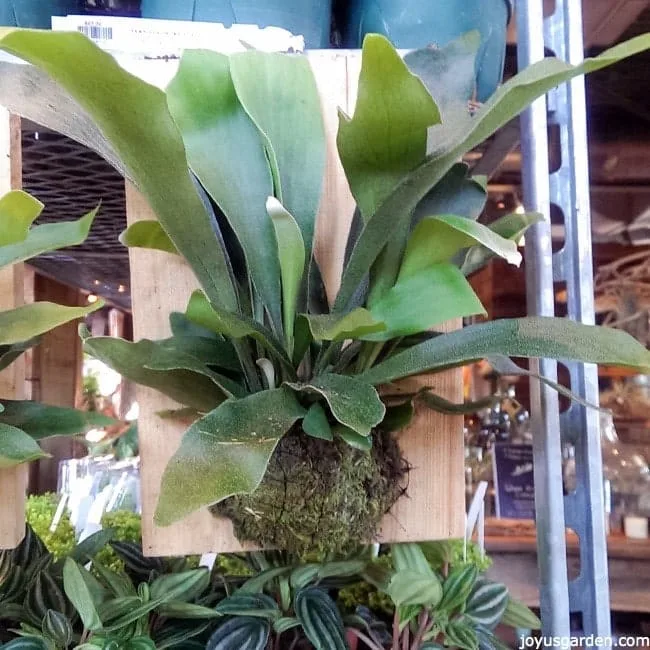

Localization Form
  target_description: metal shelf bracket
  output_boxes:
[517,0,611,636]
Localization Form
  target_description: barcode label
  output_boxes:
[78,24,114,40]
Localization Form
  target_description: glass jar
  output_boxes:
[564,412,650,533]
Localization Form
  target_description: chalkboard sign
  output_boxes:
[493,443,536,520]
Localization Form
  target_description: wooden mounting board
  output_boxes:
[126,51,465,556]
[0,110,27,550]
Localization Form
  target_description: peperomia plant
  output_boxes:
[0,190,109,469]
[1,28,650,550]
[0,526,224,649]
[0,529,535,650]
[345,542,540,650]
[191,542,539,650]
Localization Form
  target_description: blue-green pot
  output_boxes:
[342,0,512,101]
[0,0,76,27]
[140,0,333,48]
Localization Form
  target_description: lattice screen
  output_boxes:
[21,124,130,309]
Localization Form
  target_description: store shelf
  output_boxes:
[485,518,650,561]
[484,518,650,614]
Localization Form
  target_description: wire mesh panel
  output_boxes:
[21,124,130,309]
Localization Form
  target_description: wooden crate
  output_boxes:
[126,52,465,556]
[0,110,27,550]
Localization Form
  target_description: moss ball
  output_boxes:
[212,429,408,554]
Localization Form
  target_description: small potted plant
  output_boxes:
[1,28,649,556]
[340,0,512,101]
[139,0,333,48]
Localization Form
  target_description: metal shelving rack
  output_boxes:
[518,0,611,637]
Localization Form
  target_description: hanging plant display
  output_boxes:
[1,28,650,553]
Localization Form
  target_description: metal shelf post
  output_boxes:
[517,0,611,636]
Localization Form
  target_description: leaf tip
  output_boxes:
[265,196,282,214]
[508,249,523,267]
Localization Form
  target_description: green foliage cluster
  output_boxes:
[25,494,76,560]
[1,26,650,552]
[0,526,220,649]
[201,543,539,650]
[24,497,493,622]
[25,494,142,572]
[338,540,491,617]
[0,524,538,650]
[94,511,142,572]
[0,27,649,550]
[0,192,110,468]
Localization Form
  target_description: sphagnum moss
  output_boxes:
[212,428,409,554]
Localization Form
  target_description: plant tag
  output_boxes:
[465,480,488,561]
[50,492,70,533]
[199,553,217,570]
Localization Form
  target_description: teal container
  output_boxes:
[0,0,76,27]
[343,0,512,101]
[140,0,333,48]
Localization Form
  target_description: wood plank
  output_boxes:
[486,534,650,562]
[29,276,84,494]
[378,321,465,544]
[128,52,464,555]
[487,551,650,613]
[0,109,26,549]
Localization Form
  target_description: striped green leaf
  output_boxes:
[41,609,72,647]
[215,593,280,620]
[294,587,347,650]
[444,618,479,650]
[206,617,270,650]
[149,568,210,603]
[465,579,509,630]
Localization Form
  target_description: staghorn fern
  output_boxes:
[0,28,649,536]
